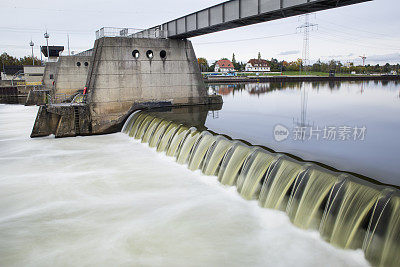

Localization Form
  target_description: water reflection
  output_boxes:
[209,81,399,97]
[206,81,400,186]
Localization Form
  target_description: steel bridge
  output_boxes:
[135,0,371,39]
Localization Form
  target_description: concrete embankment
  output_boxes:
[0,86,36,104]
[204,75,400,83]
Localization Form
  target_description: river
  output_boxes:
[206,81,400,186]
[0,104,368,266]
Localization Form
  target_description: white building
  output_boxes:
[245,59,271,72]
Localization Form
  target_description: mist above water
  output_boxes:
[0,105,368,266]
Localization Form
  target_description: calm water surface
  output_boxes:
[206,81,400,186]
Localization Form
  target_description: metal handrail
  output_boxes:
[95,27,167,40]
[11,70,24,86]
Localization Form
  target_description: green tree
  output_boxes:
[0,52,42,68]
[197,57,209,72]
[19,56,42,66]
[258,52,261,60]
[0,52,19,68]
[383,63,391,73]
[268,58,280,72]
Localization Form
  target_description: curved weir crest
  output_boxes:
[122,111,400,267]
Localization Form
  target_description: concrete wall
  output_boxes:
[42,62,59,90]
[54,56,91,97]
[86,37,209,133]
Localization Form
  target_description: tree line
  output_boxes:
[1,52,43,69]
[198,53,400,74]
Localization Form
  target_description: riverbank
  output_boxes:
[204,74,400,83]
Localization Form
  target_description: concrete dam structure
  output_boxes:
[31,37,220,138]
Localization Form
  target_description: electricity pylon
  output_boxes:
[297,14,318,74]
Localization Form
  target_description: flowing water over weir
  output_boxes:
[122,111,400,267]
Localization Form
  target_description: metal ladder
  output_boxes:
[73,106,80,135]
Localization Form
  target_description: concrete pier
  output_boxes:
[25,89,49,106]
[31,36,222,138]
[31,104,91,138]
[53,55,91,98]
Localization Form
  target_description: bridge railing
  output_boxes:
[95,27,167,39]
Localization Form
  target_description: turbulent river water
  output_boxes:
[0,104,369,266]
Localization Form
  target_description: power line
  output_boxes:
[314,32,400,52]
[318,25,400,42]
[193,32,298,45]
[316,30,400,51]
[0,5,176,15]
[0,27,93,34]
[318,18,396,38]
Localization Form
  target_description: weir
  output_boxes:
[122,109,400,267]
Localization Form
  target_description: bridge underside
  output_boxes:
[142,0,371,39]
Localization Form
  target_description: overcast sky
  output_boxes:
[1,0,399,65]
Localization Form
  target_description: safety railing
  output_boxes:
[48,93,76,104]
[45,92,87,105]
[95,27,167,40]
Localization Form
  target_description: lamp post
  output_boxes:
[29,40,35,65]
[44,31,50,62]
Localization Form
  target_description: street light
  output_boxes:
[44,31,50,62]
[29,40,35,65]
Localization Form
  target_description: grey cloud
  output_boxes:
[350,53,400,64]
[278,50,300,56]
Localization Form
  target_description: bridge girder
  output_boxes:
[136,0,371,39]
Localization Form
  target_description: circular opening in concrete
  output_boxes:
[160,50,167,59]
[132,50,140,59]
[146,50,154,59]
[84,62,89,67]
[77,62,81,67]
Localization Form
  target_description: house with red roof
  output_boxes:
[214,59,235,73]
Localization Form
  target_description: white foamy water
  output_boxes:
[0,104,369,267]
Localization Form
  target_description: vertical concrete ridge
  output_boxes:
[86,37,104,101]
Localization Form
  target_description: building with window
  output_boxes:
[245,59,271,72]
[24,66,45,85]
[214,59,235,73]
